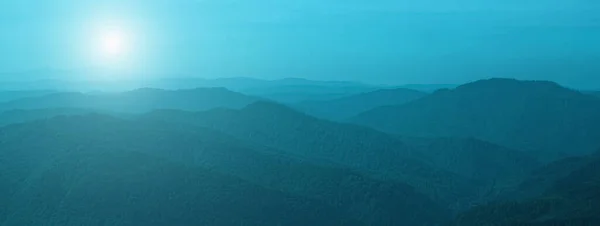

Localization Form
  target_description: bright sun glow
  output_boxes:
[98,29,128,58]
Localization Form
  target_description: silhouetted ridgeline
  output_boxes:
[351,78,600,162]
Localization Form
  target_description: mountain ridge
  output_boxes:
[351,78,600,161]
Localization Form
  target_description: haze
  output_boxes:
[1,0,599,88]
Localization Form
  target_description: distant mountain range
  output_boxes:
[295,88,427,120]
[0,69,459,103]
[351,78,600,161]
[0,74,381,103]
[0,88,260,113]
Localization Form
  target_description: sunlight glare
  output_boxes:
[98,29,128,59]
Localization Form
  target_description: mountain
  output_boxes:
[0,90,57,103]
[0,88,260,113]
[0,115,450,225]
[452,152,600,226]
[592,91,600,98]
[351,78,600,161]
[295,88,427,120]
[141,101,521,210]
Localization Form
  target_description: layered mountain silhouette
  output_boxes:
[0,88,259,113]
[452,151,600,226]
[351,78,600,161]
[295,88,427,120]
[0,114,449,226]
[2,77,600,225]
[141,101,543,210]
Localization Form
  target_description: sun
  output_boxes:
[101,31,124,56]
[96,28,129,59]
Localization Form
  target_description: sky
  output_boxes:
[1,0,599,87]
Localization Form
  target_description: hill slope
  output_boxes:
[0,137,362,225]
[296,88,427,120]
[0,115,449,225]
[352,78,600,161]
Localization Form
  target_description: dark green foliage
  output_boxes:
[0,88,259,113]
[295,88,427,120]
[514,156,596,199]
[452,153,600,226]
[0,115,449,225]
[352,78,600,161]
[0,151,362,226]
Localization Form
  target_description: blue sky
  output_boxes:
[1,0,599,87]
